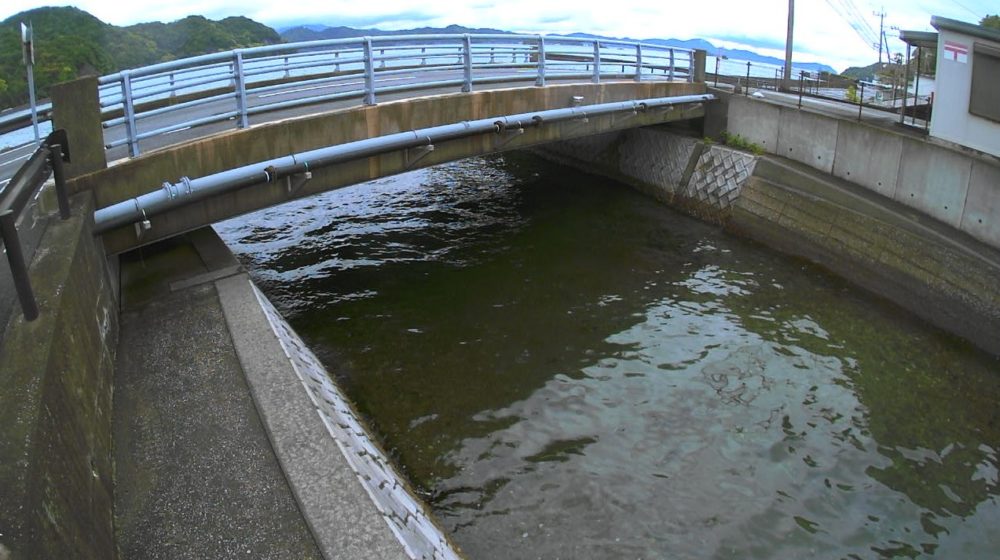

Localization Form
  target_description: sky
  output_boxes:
[1,0,997,72]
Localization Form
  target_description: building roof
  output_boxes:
[931,16,1000,43]
[899,30,938,49]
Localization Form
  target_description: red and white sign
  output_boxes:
[944,41,968,63]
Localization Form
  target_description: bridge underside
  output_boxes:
[68,81,706,254]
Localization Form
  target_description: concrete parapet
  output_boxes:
[0,193,118,559]
[50,76,107,178]
[831,120,902,198]
[895,139,972,228]
[725,95,780,152]
[776,106,837,173]
[961,161,1000,248]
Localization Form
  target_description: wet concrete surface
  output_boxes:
[112,231,322,559]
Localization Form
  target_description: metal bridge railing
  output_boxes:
[0,129,71,321]
[0,34,694,158]
[92,34,693,157]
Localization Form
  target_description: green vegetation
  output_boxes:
[0,7,281,109]
[982,14,1000,30]
[720,131,765,155]
[845,83,859,103]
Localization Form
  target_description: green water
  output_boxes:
[216,153,1000,559]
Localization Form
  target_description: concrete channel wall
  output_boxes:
[534,126,1000,356]
[723,93,1000,250]
[0,194,119,559]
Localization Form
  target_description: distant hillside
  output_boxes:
[0,7,281,108]
[280,23,509,43]
[841,62,885,81]
[279,25,836,74]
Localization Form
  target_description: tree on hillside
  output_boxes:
[0,6,281,109]
[982,15,1000,30]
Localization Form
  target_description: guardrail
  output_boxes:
[1,34,695,158]
[0,129,71,321]
[709,58,933,129]
[94,93,714,233]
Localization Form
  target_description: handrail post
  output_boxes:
[745,61,751,96]
[120,70,140,157]
[592,40,601,83]
[462,34,473,93]
[535,36,546,87]
[798,71,804,108]
[634,44,643,82]
[858,81,865,121]
[363,37,376,105]
[233,50,249,129]
[0,210,39,322]
[49,142,70,220]
[669,48,675,82]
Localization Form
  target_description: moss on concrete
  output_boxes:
[0,193,118,559]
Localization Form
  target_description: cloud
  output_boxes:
[1,0,996,72]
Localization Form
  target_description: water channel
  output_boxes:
[216,152,1000,559]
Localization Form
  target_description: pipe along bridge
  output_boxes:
[72,82,714,254]
[95,93,713,241]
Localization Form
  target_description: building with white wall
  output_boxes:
[927,16,1000,158]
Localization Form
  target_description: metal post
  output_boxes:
[745,61,751,95]
[120,70,140,157]
[798,71,804,108]
[858,82,865,121]
[233,51,249,129]
[592,40,600,83]
[462,34,473,93]
[714,56,720,86]
[634,44,643,82]
[284,56,290,78]
[669,49,675,82]
[913,46,922,127]
[535,36,546,87]
[49,143,70,219]
[0,210,39,321]
[363,37,376,105]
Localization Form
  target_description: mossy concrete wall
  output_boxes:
[536,127,1000,357]
[63,81,705,255]
[719,93,1000,251]
[730,158,1000,356]
[0,193,119,559]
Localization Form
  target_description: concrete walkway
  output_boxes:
[112,229,323,559]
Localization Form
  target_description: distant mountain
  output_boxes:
[281,24,509,43]
[0,7,281,108]
[279,25,836,74]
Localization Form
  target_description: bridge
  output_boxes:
[0,33,715,560]
[5,30,999,560]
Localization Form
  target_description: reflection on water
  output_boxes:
[216,153,1000,559]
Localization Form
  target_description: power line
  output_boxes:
[823,0,880,53]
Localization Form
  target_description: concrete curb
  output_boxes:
[216,273,410,560]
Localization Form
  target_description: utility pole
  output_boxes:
[783,0,794,91]
[874,9,886,64]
